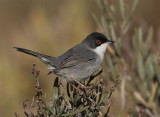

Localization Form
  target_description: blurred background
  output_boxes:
[0,0,160,116]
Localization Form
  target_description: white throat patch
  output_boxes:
[93,43,108,60]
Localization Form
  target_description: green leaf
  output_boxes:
[131,0,139,17]
[98,87,102,104]
[132,30,138,53]
[96,0,103,10]
[146,55,155,80]
[61,106,89,116]
[120,0,126,20]
[101,16,109,38]
[137,27,143,54]
[60,100,66,114]
[67,83,71,98]
[73,95,81,103]
[101,91,109,105]
[137,52,144,80]
[91,13,100,29]
[48,104,56,116]
[61,84,71,101]
[121,0,139,29]
[52,77,59,101]
[109,23,116,42]
[144,27,153,57]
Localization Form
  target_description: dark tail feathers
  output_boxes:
[14,47,54,59]
[14,47,44,57]
[14,47,58,69]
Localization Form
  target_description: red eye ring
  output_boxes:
[96,40,101,45]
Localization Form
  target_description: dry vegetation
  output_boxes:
[0,0,160,117]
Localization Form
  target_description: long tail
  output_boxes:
[14,47,56,70]
[14,47,49,58]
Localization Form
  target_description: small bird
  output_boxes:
[14,32,114,83]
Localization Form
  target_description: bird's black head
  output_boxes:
[82,32,114,49]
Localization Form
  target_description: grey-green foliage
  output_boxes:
[21,67,120,117]
[132,27,154,80]
[49,76,116,117]
[92,0,140,82]
[92,0,138,80]
[92,0,160,115]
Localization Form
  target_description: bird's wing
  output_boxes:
[55,46,95,70]
[55,55,93,70]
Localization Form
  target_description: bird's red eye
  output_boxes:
[96,40,101,45]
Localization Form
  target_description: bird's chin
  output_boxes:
[92,43,108,60]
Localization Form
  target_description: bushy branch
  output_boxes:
[16,62,120,116]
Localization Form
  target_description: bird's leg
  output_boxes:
[71,77,90,89]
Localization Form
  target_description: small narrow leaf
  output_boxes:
[120,0,126,20]
[61,106,89,116]
[144,27,153,56]
[137,27,143,53]
[91,13,100,28]
[61,84,71,101]
[121,0,139,29]
[137,52,144,80]
[52,77,59,101]
[101,16,109,38]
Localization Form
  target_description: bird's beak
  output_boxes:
[108,40,115,44]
